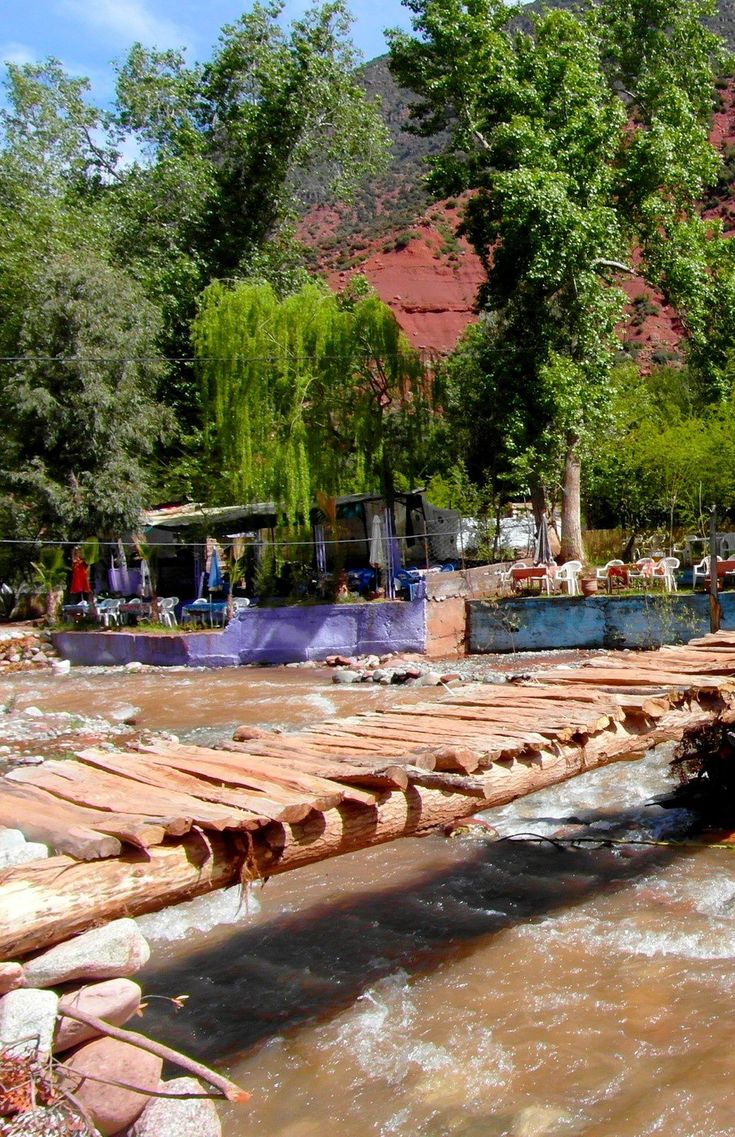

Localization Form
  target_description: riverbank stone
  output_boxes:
[61,1035,162,1136]
[0,962,24,994]
[22,919,150,989]
[0,987,58,1057]
[0,839,49,870]
[55,978,143,1052]
[130,1076,222,1137]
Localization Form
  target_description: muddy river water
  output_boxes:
[3,657,735,1137]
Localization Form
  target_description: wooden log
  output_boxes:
[0,781,122,860]
[135,741,352,809]
[75,750,270,828]
[0,778,168,849]
[0,691,719,960]
[220,742,410,790]
[132,751,335,815]
[404,768,494,799]
[6,761,257,834]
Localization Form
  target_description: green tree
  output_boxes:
[194,278,433,518]
[389,0,725,558]
[0,252,173,545]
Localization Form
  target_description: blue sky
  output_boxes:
[1,0,417,102]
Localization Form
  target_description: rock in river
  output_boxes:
[22,919,150,989]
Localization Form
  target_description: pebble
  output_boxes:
[51,659,71,676]
[0,987,59,1057]
[23,705,43,717]
[22,919,150,989]
[125,661,144,672]
[415,671,441,687]
[131,1076,222,1137]
[332,669,361,684]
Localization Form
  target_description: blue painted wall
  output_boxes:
[54,599,427,668]
[469,593,735,653]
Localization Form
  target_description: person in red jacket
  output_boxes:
[69,547,91,601]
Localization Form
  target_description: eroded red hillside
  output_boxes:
[301,81,735,363]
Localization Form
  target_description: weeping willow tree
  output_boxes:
[194,278,435,518]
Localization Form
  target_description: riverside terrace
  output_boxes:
[51,588,735,667]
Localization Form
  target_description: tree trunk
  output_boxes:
[560,435,585,562]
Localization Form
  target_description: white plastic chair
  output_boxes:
[499,561,529,588]
[693,556,721,589]
[97,598,122,628]
[595,559,624,582]
[159,596,179,628]
[556,560,582,596]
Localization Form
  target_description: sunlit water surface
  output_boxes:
[3,657,734,1136]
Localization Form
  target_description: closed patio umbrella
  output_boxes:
[534,514,554,567]
[208,548,223,591]
[369,514,386,569]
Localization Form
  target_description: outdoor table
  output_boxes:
[61,603,91,622]
[181,601,228,627]
[704,560,735,589]
[606,564,631,592]
[118,602,152,625]
[510,566,552,594]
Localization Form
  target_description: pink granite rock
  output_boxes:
[0,962,24,994]
[61,1036,162,1136]
[55,978,142,1052]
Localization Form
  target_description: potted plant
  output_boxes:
[580,571,599,597]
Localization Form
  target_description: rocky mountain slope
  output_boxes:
[299,6,735,362]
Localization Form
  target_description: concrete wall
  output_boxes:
[54,599,427,668]
[425,598,467,658]
[469,593,735,653]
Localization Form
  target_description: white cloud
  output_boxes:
[0,41,38,67]
[59,0,190,51]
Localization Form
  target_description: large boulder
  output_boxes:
[61,1036,162,1136]
[0,987,58,1057]
[22,919,150,989]
[55,978,142,1052]
[131,1076,222,1137]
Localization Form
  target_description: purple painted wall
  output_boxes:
[53,600,427,668]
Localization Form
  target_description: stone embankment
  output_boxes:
[0,895,224,1137]
[0,627,60,672]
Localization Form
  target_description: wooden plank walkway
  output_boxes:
[3,631,735,958]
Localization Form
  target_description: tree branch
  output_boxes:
[57,1006,251,1103]
[592,258,637,275]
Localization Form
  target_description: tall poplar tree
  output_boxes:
[389,0,727,559]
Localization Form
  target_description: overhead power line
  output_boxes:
[0,349,448,365]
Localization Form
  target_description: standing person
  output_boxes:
[69,547,91,602]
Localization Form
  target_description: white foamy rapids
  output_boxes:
[329,971,513,1094]
[525,905,735,962]
[135,883,261,943]
[489,743,682,838]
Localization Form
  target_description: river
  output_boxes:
[3,656,734,1137]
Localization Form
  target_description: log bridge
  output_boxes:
[4,632,735,961]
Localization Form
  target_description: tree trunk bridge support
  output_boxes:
[4,632,735,960]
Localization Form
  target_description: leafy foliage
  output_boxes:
[389,0,729,556]
[195,278,434,518]
[0,253,173,542]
